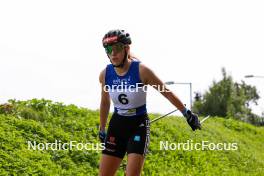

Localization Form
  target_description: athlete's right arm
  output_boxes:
[99,69,110,132]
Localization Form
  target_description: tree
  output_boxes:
[193,68,261,124]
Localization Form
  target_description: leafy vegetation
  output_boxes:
[193,68,263,126]
[1,99,264,175]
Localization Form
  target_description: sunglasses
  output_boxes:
[105,43,125,55]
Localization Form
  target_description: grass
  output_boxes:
[0,99,263,175]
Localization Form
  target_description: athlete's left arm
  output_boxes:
[139,64,186,112]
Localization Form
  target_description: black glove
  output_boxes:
[99,130,106,143]
[183,109,201,131]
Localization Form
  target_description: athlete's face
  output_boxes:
[105,43,129,65]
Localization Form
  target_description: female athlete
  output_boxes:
[98,29,201,176]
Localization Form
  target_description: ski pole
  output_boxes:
[150,110,211,125]
[150,109,179,124]
[200,115,210,124]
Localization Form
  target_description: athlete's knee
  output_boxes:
[125,169,142,176]
[99,163,117,176]
[126,154,144,176]
[99,154,122,176]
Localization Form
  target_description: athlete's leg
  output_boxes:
[99,154,123,176]
[126,153,145,176]
[126,114,150,176]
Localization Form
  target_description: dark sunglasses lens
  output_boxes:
[105,43,124,54]
[105,46,112,54]
[115,43,124,52]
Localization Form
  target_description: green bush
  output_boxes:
[0,99,264,175]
